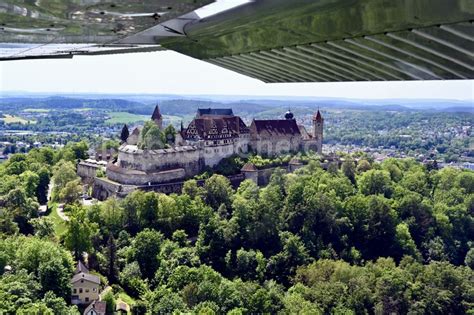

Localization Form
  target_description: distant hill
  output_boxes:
[157,99,273,116]
[0,93,471,114]
[0,97,146,112]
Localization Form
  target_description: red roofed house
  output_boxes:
[83,300,106,315]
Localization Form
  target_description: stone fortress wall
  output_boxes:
[249,134,301,156]
[106,144,204,185]
[106,165,187,186]
[117,144,203,176]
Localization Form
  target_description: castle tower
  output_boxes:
[151,105,163,130]
[312,109,323,154]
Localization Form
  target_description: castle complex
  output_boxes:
[103,106,323,187]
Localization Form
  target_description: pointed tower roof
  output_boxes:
[75,261,89,274]
[151,105,162,120]
[241,162,258,172]
[313,109,323,122]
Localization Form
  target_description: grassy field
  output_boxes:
[164,115,183,125]
[105,112,149,124]
[1,114,35,124]
[23,108,50,113]
[46,203,67,236]
[73,108,94,112]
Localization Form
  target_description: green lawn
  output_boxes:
[106,111,184,126]
[46,203,67,236]
[117,291,136,306]
[1,114,36,124]
[105,112,149,124]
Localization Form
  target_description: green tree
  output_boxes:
[464,248,474,268]
[133,229,163,279]
[4,187,39,234]
[36,167,50,204]
[29,217,55,238]
[67,141,88,160]
[182,179,202,199]
[100,197,124,235]
[341,159,356,184]
[102,290,116,315]
[364,196,398,259]
[120,124,130,143]
[58,179,82,204]
[20,170,40,198]
[203,175,234,211]
[266,232,311,285]
[64,206,97,260]
[105,235,118,283]
[146,287,187,314]
[395,223,420,259]
[52,161,78,197]
[356,159,371,173]
[13,236,74,299]
[358,169,393,197]
[164,124,176,145]
[140,122,165,150]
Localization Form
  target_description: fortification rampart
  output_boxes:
[117,144,203,177]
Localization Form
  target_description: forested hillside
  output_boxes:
[0,146,473,314]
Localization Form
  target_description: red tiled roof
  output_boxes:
[183,116,249,141]
[241,162,258,172]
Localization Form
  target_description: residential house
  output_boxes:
[71,261,100,305]
[83,300,106,315]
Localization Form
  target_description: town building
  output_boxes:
[71,261,100,305]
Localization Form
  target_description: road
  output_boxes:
[56,203,70,222]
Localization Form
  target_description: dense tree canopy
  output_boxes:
[1,146,473,313]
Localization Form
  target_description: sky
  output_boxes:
[1,50,473,100]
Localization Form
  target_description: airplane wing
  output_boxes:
[1,0,473,82]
